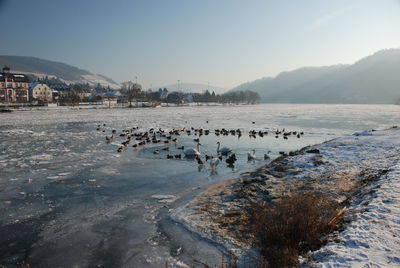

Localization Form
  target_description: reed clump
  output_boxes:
[249,191,343,267]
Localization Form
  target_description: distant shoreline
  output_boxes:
[1,102,399,113]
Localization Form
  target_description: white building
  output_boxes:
[30,82,53,102]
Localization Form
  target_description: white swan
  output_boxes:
[216,142,231,155]
[247,149,256,161]
[184,143,201,157]
[210,157,220,169]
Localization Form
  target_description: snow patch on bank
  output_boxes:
[304,163,400,267]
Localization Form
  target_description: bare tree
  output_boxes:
[121,81,142,107]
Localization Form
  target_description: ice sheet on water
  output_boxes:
[151,194,178,203]
[2,105,400,265]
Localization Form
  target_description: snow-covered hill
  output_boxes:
[0,56,120,89]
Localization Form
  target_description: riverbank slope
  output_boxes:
[173,127,400,266]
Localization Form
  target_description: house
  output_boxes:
[0,66,30,103]
[92,90,120,105]
[75,88,92,101]
[29,82,53,102]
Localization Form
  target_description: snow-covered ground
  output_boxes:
[304,162,400,267]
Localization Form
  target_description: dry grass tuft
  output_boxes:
[249,191,342,267]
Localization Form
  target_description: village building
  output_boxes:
[0,66,30,103]
[29,82,53,102]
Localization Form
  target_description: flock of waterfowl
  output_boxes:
[96,122,305,170]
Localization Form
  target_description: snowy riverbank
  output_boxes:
[172,127,400,266]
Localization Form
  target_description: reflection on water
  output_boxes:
[1,104,400,266]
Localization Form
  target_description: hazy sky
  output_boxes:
[0,0,399,89]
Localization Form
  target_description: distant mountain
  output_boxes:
[0,56,120,89]
[160,82,228,94]
[231,49,400,104]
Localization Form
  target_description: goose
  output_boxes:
[184,143,201,157]
[247,149,256,161]
[216,142,231,155]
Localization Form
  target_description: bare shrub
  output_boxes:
[250,191,342,267]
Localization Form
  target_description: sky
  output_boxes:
[0,0,399,89]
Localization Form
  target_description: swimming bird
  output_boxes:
[153,150,160,154]
[177,146,184,150]
[106,135,114,142]
[264,153,270,160]
[210,157,220,169]
[196,156,205,165]
[184,143,201,157]
[226,154,237,165]
[247,149,256,161]
[216,142,231,155]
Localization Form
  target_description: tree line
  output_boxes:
[30,76,261,105]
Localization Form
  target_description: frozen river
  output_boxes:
[1,104,400,267]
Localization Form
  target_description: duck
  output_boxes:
[106,135,114,142]
[196,156,205,165]
[247,149,256,161]
[166,154,174,159]
[177,146,184,150]
[264,153,270,160]
[216,142,231,155]
[161,147,169,151]
[225,155,236,165]
[226,153,237,163]
[153,150,160,154]
[184,143,201,157]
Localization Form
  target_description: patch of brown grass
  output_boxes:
[249,191,343,267]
